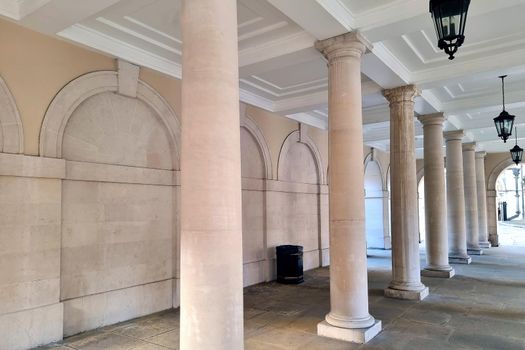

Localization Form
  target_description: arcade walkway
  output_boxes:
[37,234,525,350]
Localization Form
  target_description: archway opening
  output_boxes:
[496,164,525,246]
[364,160,386,249]
[418,176,425,245]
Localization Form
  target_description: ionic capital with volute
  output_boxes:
[382,85,419,105]
[444,130,464,142]
[315,32,372,62]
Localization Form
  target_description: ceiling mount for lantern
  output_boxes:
[494,75,515,143]
[429,0,470,60]
[510,127,523,165]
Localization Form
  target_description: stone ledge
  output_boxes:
[421,268,455,279]
[317,320,382,344]
[0,153,65,179]
[384,286,429,301]
[66,160,177,186]
[449,256,472,264]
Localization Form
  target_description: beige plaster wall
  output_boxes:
[0,19,114,155]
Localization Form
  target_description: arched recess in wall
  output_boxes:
[40,71,180,167]
[0,75,24,153]
[277,130,325,185]
[363,152,387,249]
[39,70,181,337]
[274,129,325,272]
[239,113,272,286]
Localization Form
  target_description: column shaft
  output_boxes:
[463,143,483,255]
[383,86,428,300]
[487,190,500,246]
[444,131,471,264]
[315,32,381,344]
[476,152,491,248]
[180,1,243,349]
[418,114,454,278]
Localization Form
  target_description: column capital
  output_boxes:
[444,130,464,141]
[315,31,372,61]
[417,113,446,126]
[475,151,487,159]
[462,142,477,152]
[382,85,419,104]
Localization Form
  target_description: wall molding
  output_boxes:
[240,111,273,180]
[487,156,516,191]
[0,75,24,154]
[65,161,178,186]
[0,153,65,179]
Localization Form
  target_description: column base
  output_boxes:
[479,241,491,249]
[449,255,472,264]
[384,286,429,301]
[467,248,483,255]
[317,320,382,344]
[421,268,455,278]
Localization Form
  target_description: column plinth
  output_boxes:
[463,143,483,256]
[383,85,428,300]
[180,1,244,349]
[444,131,472,264]
[315,32,381,344]
[418,114,455,279]
[476,152,491,248]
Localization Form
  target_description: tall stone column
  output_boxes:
[418,113,455,278]
[462,143,483,255]
[315,32,381,344]
[476,152,491,248]
[383,85,428,300]
[180,1,243,349]
[444,131,471,264]
[487,190,500,246]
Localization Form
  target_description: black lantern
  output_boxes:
[510,127,523,165]
[493,75,515,143]
[429,0,470,60]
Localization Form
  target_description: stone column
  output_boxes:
[476,152,491,248]
[180,1,243,349]
[418,113,455,278]
[315,32,381,344]
[486,190,500,246]
[444,131,471,264]
[383,85,428,301]
[462,143,483,255]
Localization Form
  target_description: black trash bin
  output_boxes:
[276,245,304,284]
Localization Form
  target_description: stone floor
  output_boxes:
[37,226,525,350]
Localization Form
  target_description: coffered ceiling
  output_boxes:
[2,0,525,156]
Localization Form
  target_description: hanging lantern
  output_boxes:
[510,127,523,165]
[429,0,471,60]
[494,75,515,143]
